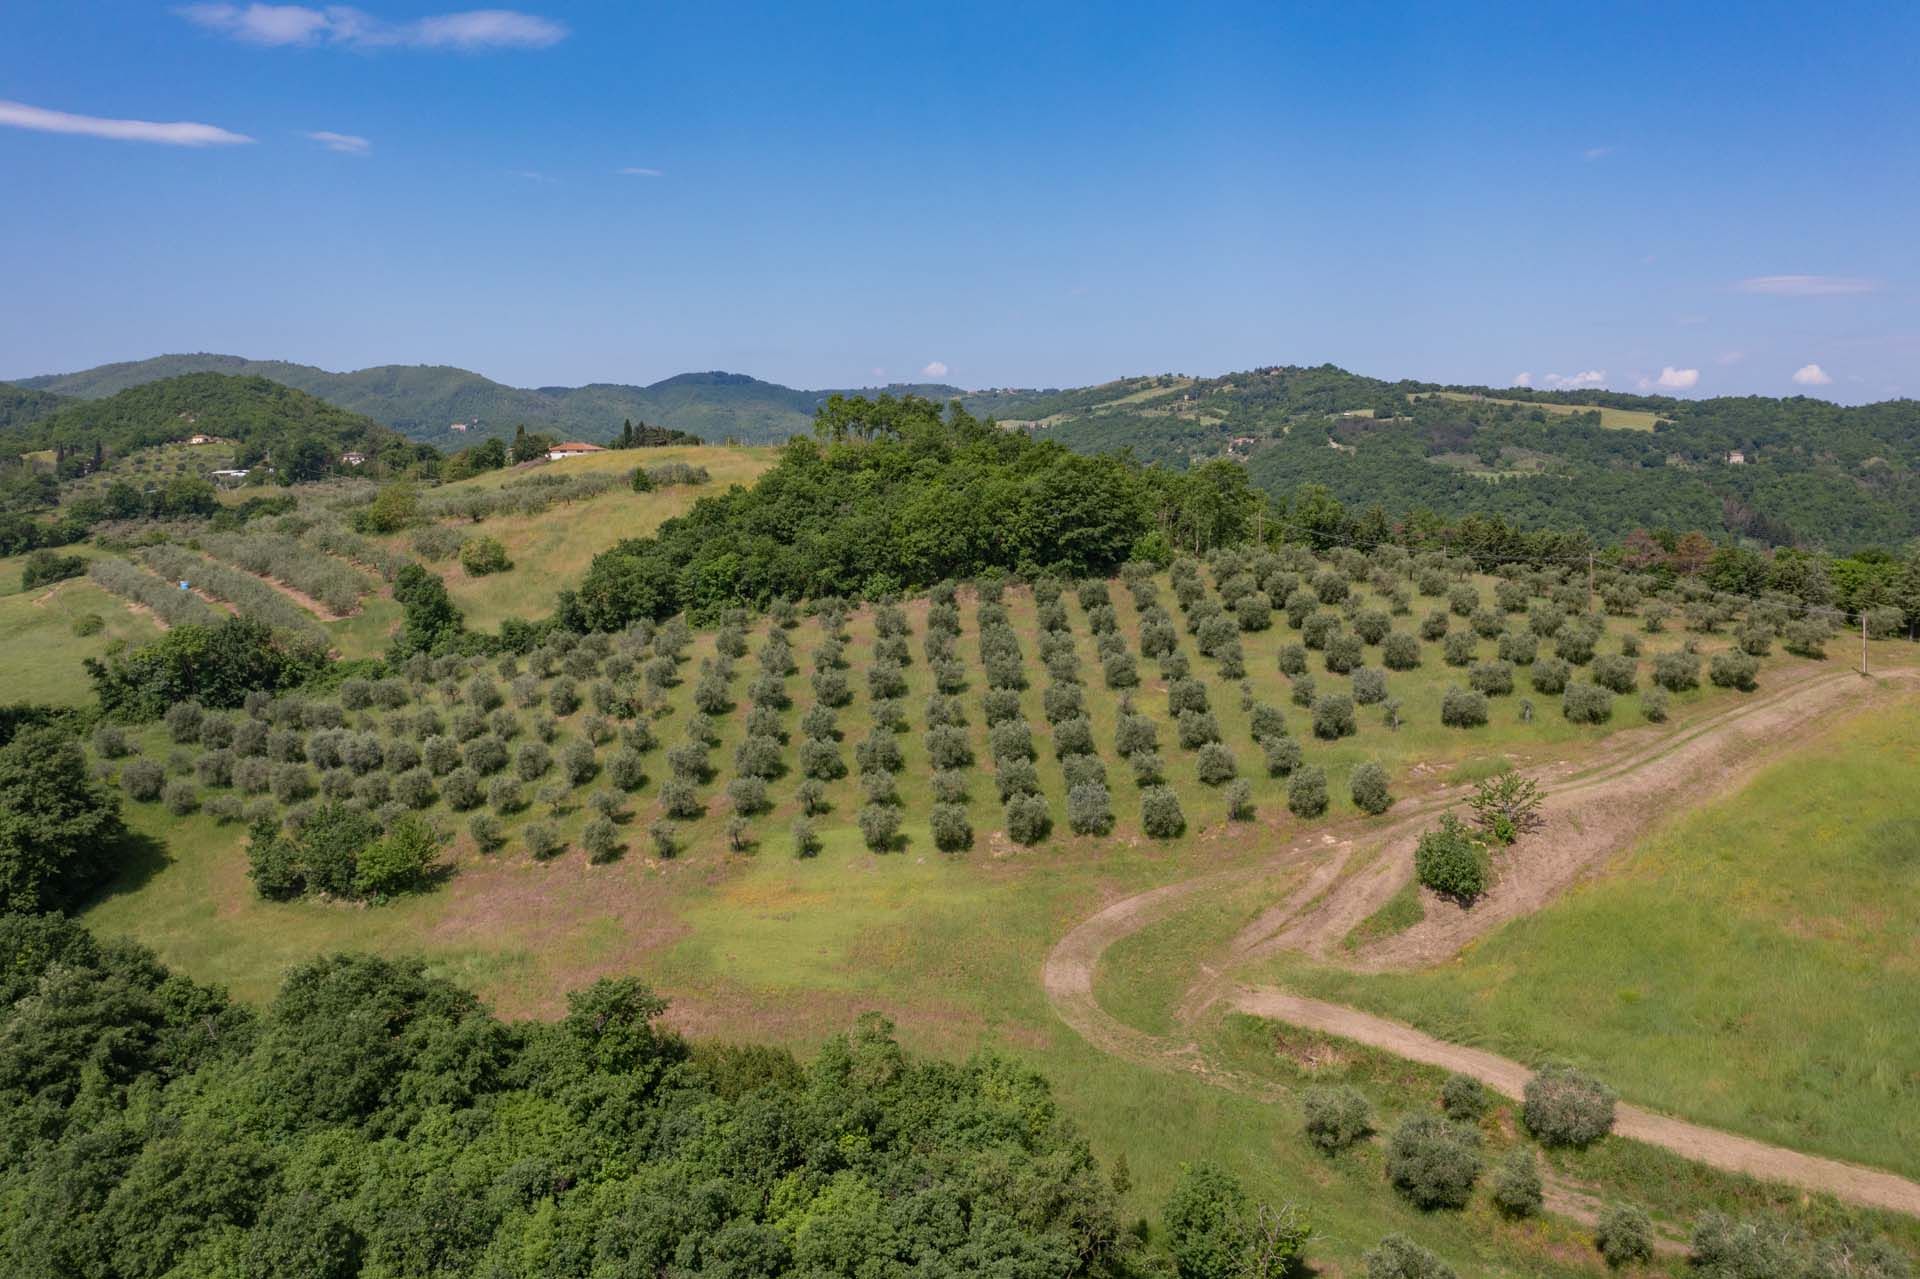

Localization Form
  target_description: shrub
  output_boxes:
[1782,619,1827,659]
[1439,687,1488,728]
[799,738,846,782]
[658,778,703,819]
[995,757,1041,801]
[1351,666,1388,706]
[1277,642,1309,676]
[1200,781,1243,827]
[1053,716,1096,757]
[726,775,771,816]
[1130,784,1182,838]
[1419,609,1450,642]
[1464,658,1515,698]
[523,821,563,860]
[1524,1064,1616,1146]
[579,814,622,863]
[1311,694,1356,740]
[1195,743,1237,786]
[163,780,199,816]
[988,720,1036,764]
[1710,650,1758,691]
[1490,1149,1543,1219]
[1128,750,1166,787]
[855,732,904,775]
[394,768,436,810]
[930,803,973,852]
[1497,630,1538,665]
[165,701,205,745]
[559,739,598,785]
[851,802,897,852]
[1004,793,1052,845]
[514,741,552,781]
[1640,687,1670,722]
[356,816,440,897]
[1415,814,1484,901]
[1385,1115,1480,1210]
[1595,1204,1653,1269]
[270,764,315,804]
[1554,626,1597,666]
[1562,681,1613,724]
[1651,649,1699,692]
[1287,765,1328,818]
[1066,782,1115,835]
[1260,735,1302,777]
[548,677,582,716]
[1350,761,1392,814]
[1528,656,1570,695]
[1324,633,1365,674]
[1364,1234,1457,1279]
[790,817,821,859]
[649,819,679,859]
[1114,713,1158,757]
[1440,1073,1488,1123]
[1302,1086,1372,1153]
[1178,709,1223,749]
[1441,632,1476,667]
[1591,654,1637,693]
[1381,632,1422,670]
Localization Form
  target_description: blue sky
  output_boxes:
[3,2,1915,401]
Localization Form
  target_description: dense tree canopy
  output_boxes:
[0,730,126,913]
[0,916,1123,1279]
[568,398,1162,626]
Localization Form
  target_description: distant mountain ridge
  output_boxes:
[14,355,965,448]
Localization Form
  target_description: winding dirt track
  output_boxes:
[1044,665,1920,1216]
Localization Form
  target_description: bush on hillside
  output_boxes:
[1287,765,1328,818]
[1302,1086,1373,1153]
[1385,1115,1481,1210]
[1562,681,1613,724]
[1595,1203,1653,1269]
[1414,814,1484,902]
[1491,1149,1543,1219]
[1439,687,1488,728]
[1364,1234,1457,1279]
[1524,1064,1616,1146]
[1710,650,1759,691]
[1140,785,1186,838]
[1350,761,1392,815]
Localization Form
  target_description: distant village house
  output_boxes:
[341,451,368,466]
[547,442,606,461]
[1726,450,1746,465]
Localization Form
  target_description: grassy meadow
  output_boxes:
[1262,695,1920,1181]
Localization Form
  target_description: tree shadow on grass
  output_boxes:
[81,829,173,910]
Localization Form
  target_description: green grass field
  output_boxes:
[389,445,775,630]
[1264,697,1920,1180]
[0,549,162,704]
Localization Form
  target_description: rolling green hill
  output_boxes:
[17,354,964,449]
[970,365,1920,552]
[14,372,403,469]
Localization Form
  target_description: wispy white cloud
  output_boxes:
[305,129,369,153]
[1654,366,1699,390]
[1791,363,1833,386]
[1736,274,1880,297]
[177,4,567,50]
[1716,349,1746,366]
[1510,372,1532,388]
[921,361,949,378]
[1540,370,1606,390]
[0,98,252,146]
[617,166,663,177]
[1582,145,1616,161]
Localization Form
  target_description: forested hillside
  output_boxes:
[17,355,962,448]
[0,383,70,432]
[8,374,408,477]
[981,365,1920,552]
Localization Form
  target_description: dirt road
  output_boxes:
[1044,665,1920,1217]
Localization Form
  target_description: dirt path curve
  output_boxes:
[1229,988,1920,1218]
[1043,665,1920,1217]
